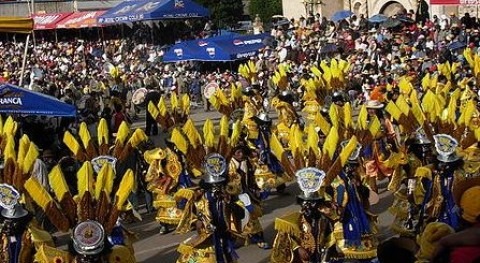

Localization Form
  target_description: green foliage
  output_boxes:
[195,0,244,28]
[249,0,283,23]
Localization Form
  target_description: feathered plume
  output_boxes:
[63,131,83,161]
[2,116,17,136]
[170,128,189,154]
[115,121,130,145]
[49,165,77,224]
[203,119,215,151]
[128,129,148,148]
[97,118,110,155]
[115,169,134,209]
[322,126,339,161]
[79,122,91,149]
[17,135,30,165]
[77,161,94,199]
[25,177,70,232]
[22,142,38,175]
[230,120,243,147]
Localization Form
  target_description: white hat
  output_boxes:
[365,100,384,109]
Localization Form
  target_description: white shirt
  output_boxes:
[32,159,50,191]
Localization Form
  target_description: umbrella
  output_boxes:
[382,17,402,28]
[331,10,354,22]
[320,43,338,54]
[448,41,467,50]
[369,14,388,24]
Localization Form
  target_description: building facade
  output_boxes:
[282,0,460,20]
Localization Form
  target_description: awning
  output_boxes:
[57,11,106,29]
[32,12,73,30]
[163,33,269,62]
[98,0,209,24]
[0,17,33,34]
[0,84,77,117]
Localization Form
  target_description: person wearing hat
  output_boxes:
[254,111,289,188]
[363,100,397,193]
[143,145,193,235]
[331,142,378,260]
[226,142,271,250]
[175,154,238,263]
[390,129,435,236]
[272,90,300,147]
[241,88,265,141]
[423,134,465,231]
[270,168,337,263]
[0,184,55,263]
[144,88,161,136]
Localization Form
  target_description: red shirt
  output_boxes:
[113,111,125,133]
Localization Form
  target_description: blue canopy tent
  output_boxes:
[163,33,269,62]
[0,84,76,117]
[98,0,209,24]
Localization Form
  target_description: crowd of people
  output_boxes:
[1,3,480,263]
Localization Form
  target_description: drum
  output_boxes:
[203,82,219,99]
[132,88,148,107]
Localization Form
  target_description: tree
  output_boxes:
[249,0,282,23]
[196,0,244,29]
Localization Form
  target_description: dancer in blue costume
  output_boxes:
[421,134,466,231]
[332,141,378,260]
[176,154,238,263]
[251,112,289,194]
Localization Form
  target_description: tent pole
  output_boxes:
[32,30,36,47]
[19,34,31,88]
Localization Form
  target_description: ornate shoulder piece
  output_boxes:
[274,212,302,237]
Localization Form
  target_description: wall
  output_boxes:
[370,0,415,15]
[282,0,307,19]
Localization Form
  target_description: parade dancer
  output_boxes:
[0,184,55,263]
[144,144,193,235]
[332,141,378,260]
[422,134,465,231]
[176,154,238,263]
[227,143,270,249]
[25,161,137,262]
[271,168,337,263]
[362,100,397,193]
[390,129,434,236]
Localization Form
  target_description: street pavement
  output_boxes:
[127,106,395,263]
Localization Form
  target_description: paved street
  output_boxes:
[127,107,395,263]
